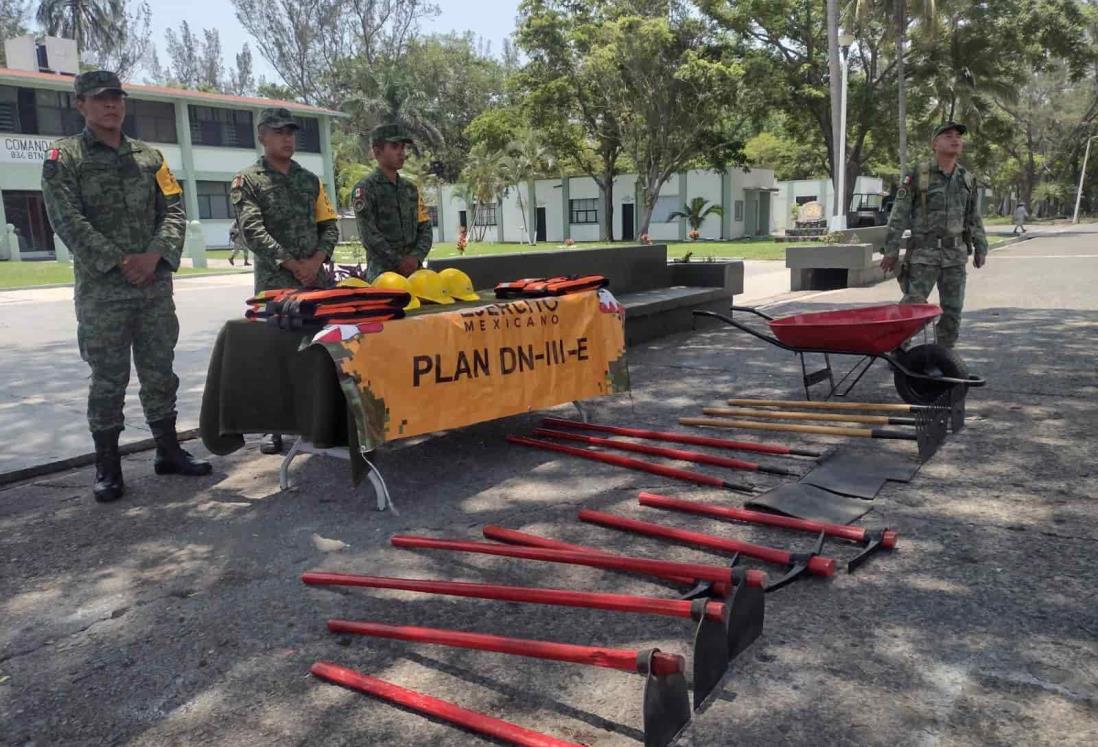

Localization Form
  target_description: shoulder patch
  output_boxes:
[902,174,912,185]
[315,183,338,222]
[897,187,908,199]
[352,184,366,213]
[155,159,182,197]
[42,148,61,179]
[417,192,430,223]
[232,174,244,190]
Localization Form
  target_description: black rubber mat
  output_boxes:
[745,482,874,524]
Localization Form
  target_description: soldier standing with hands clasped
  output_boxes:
[231,107,340,455]
[351,124,434,281]
[881,122,988,349]
[41,70,211,504]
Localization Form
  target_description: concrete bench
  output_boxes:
[785,243,885,291]
[428,245,743,345]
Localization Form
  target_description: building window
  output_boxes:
[292,115,321,153]
[734,200,744,222]
[0,85,20,132]
[795,195,817,205]
[197,181,233,220]
[426,205,439,227]
[569,198,598,224]
[650,195,680,223]
[34,89,83,136]
[189,106,255,148]
[124,99,177,143]
[474,203,497,226]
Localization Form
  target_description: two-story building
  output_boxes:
[0,38,341,258]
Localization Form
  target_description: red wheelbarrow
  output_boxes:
[694,303,986,406]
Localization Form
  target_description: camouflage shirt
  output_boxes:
[351,168,433,281]
[884,159,988,267]
[230,158,340,292]
[41,128,186,302]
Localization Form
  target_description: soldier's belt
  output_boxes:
[916,236,960,249]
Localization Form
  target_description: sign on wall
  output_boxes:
[1,135,54,164]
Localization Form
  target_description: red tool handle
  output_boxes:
[531,428,761,471]
[480,525,727,595]
[391,534,768,589]
[577,509,836,577]
[327,620,685,676]
[310,662,586,747]
[302,571,725,622]
[507,435,752,491]
[540,417,820,457]
[638,492,898,548]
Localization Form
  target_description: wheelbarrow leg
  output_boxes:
[799,352,835,401]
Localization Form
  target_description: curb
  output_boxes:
[0,270,250,294]
[0,428,202,488]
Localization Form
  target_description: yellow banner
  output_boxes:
[318,290,629,450]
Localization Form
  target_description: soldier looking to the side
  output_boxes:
[351,124,433,282]
[231,107,340,455]
[41,70,211,503]
[881,122,988,349]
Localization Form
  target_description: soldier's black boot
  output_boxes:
[149,416,213,476]
[92,428,125,502]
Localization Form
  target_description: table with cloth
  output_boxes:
[199,289,630,495]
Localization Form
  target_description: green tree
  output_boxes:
[516,0,628,241]
[82,1,151,80]
[36,0,121,54]
[668,197,724,231]
[743,130,828,180]
[455,144,510,242]
[505,130,555,244]
[0,1,31,67]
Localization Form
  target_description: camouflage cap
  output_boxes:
[74,70,126,97]
[932,121,967,139]
[370,123,414,146]
[257,107,299,130]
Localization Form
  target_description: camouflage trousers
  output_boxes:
[900,263,967,348]
[76,293,180,432]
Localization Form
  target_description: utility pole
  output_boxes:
[1072,135,1096,224]
[827,0,842,228]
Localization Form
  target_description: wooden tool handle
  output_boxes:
[703,407,894,426]
[726,398,916,413]
[680,416,874,438]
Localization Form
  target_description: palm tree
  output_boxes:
[668,197,724,235]
[505,131,554,245]
[455,144,509,242]
[344,68,444,156]
[36,0,123,55]
[852,0,939,174]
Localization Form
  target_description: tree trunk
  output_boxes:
[827,0,842,216]
[897,0,907,175]
[515,189,530,245]
[599,177,615,243]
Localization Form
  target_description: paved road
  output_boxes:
[1,224,1095,745]
[0,258,800,478]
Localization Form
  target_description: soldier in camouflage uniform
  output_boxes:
[351,124,433,282]
[231,106,340,454]
[41,70,211,503]
[881,122,988,348]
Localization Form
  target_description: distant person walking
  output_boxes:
[1012,203,1029,235]
[227,221,250,266]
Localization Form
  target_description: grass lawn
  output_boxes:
[0,261,249,290]
[331,237,817,265]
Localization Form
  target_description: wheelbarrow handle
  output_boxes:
[729,305,776,321]
[692,310,794,352]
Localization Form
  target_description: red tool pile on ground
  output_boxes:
[301,389,949,744]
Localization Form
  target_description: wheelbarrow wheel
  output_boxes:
[893,344,969,405]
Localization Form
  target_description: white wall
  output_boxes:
[690,171,724,239]
[191,146,260,174]
[772,175,885,231]
[198,218,235,248]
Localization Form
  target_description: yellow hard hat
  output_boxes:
[337,277,370,288]
[408,269,454,305]
[373,271,420,310]
[438,267,480,302]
